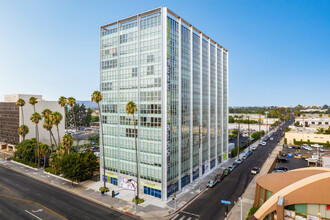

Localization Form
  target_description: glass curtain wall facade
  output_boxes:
[100,7,228,201]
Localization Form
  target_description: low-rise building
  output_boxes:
[250,167,330,220]
[285,128,330,145]
[0,94,65,151]
[295,117,330,127]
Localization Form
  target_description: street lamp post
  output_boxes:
[248,116,250,152]
[237,117,241,160]
[265,111,269,135]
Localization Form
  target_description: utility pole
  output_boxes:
[248,116,250,151]
[266,111,269,135]
[237,118,240,160]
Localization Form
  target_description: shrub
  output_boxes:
[12,157,38,168]
[132,197,144,204]
[99,187,109,193]
[284,138,287,144]
[245,207,259,220]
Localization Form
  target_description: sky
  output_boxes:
[0,0,329,106]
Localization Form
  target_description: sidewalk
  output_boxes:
[227,138,284,220]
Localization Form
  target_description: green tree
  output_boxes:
[91,90,106,189]
[59,152,99,184]
[29,96,38,112]
[49,152,60,175]
[126,101,140,200]
[18,124,29,142]
[30,112,42,167]
[58,96,67,128]
[67,97,77,131]
[39,143,50,168]
[16,98,26,125]
[51,111,63,145]
[62,134,74,154]
[14,138,37,163]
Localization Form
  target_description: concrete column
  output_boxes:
[178,18,182,192]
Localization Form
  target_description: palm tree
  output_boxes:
[62,134,73,154]
[51,111,63,145]
[31,112,42,167]
[302,113,306,127]
[67,97,77,131]
[58,96,67,108]
[91,91,106,188]
[42,109,57,149]
[49,152,60,174]
[18,125,29,141]
[16,98,26,125]
[40,143,50,168]
[125,101,140,200]
[29,96,38,112]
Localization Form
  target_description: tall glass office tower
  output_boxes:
[100,7,228,201]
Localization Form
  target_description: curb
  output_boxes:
[0,163,141,219]
[43,171,79,185]
[165,187,207,217]
[10,160,39,171]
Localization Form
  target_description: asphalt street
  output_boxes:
[178,118,294,220]
[0,166,135,220]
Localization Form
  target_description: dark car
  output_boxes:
[223,169,230,176]
[232,162,239,168]
[277,158,289,163]
[274,166,288,171]
[215,173,225,182]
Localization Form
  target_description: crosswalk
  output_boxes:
[171,211,200,220]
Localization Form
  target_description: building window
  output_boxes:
[147,54,154,63]
[132,67,137,77]
[147,65,154,75]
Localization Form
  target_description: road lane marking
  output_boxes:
[32,209,43,213]
[25,210,43,220]
[0,193,67,220]
[179,216,185,220]
[187,218,192,220]
[180,211,200,217]
[171,214,179,220]
[0,183,10,190]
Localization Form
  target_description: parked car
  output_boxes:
[94,152,100,157]
[287,145,292,149]
[242,155,247,160]
[232,162,239,168]
[236,159,243,164]
[270,137,274,141]
[288,153,293,157]
[274,166,288,172]
[277,158,289,163]
[251,167,260,175]
[223,169,230,176]
[247,151,252,155]
[261,142,267,146]
[272,170,286,173]
[303,146,313,151]
[215,173,225,182]
[251,146,257,151]
[294,153,302,159]
[228,166,234,172]
[207,179,218,188]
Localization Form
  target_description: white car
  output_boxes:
[261,142,267,146]
[94,152,100,157]
[303,146,313,151]
[236,159,243,164]
[251,146,257,151]
[270,137,274,141]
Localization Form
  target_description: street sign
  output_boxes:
[221,200,231,205]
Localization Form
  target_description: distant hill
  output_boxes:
[77,101,98,109]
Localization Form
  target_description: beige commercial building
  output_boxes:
[0,94,65,151]
[250,167,330,220]
[285,130,330,145]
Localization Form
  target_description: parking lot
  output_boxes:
[272,145,330,172]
